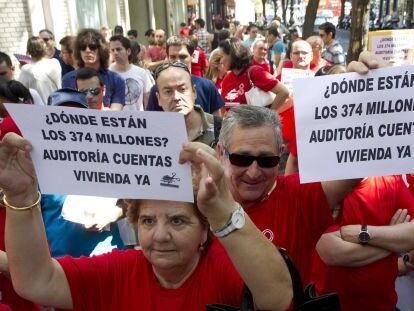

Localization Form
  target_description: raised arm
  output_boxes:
[1,133,72,309]
[180,142,293,311]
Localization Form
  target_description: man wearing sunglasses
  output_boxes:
[39,29,74,77]
[75,68,105,110]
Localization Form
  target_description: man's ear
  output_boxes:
[193,84,197,101]
[216,143,225,161]
[156,91,161,107]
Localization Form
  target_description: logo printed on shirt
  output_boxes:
[225,88,239,101]
[262,229,274,241]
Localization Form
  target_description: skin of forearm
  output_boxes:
[369,223,414,252]
[271,86,289,111]
[5,206,70,307]
[214,216,293,311]
[317,232,390,267]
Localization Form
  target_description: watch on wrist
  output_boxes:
[358,224,370,245]
[213,205,246,238]
[403,253,414,270]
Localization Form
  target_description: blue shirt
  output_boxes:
[41,194,125,258]
[146,75,224,113]
[62,68,126,107]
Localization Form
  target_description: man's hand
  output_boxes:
[390,209,411,225]
[84,206,123,232]
[340,224,360,244]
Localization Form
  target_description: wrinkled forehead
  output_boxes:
[139,200,197,217]
[157,66,192,86]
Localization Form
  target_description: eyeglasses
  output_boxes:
[79,87,101,96]
[154,61,190,80]
[224,149,280,168]
[79,43,99,51]
[43,38,52,43]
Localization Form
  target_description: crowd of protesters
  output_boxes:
[0,15,413,311]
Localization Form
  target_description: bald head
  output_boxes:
[290,40,313,70]
[155,29,166,46]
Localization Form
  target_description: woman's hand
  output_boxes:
[347,51,389,74]
[0,133,38,206]
[179,142,237,229]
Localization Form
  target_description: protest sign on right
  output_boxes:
[368,29,414,66]
[293,64,414,183]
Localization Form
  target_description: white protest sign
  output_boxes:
[281,68,314,93]
[293,65,414,183]
[368,29,414,66]
[5,105,193,202]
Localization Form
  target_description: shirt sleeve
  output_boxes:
[250,66,278,92]
[145,85,163,111]
[273,41,285,54]
[207,79,225,112]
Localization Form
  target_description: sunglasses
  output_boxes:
[154,61,190,80]
[79,43,99,51]
[224,149,280,168]
[43,38,52,43]
[79,87,101,96]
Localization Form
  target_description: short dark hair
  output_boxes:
[218,29,231,42]
[223,20,230,29]
[0,76,33,104]
[39,29,54,40]
[144,29,154,37]
[75,67,104,86]
[267,26,280,38]
[59,36,75,54]
[109,35,132,62]
[319,22,336,39]
[219,38,251,70]
[74,28,109,69]
[129,41,141,65]
[166,36,195,57]
[127,29,138,38]
[114,25,124,35]
[0,51,12,67]
[195,18,205,28]
[214,20,224,31]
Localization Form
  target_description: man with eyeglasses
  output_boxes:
[75,68,105,110]
[155,61,220,148]
[146,36,224,116]
[39,29,74,76]
[62,29,125,111]
[208,105,359,285]
[319,22,345,66]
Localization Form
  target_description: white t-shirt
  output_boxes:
[18,58,61,104]
[29,88,45,106]
[109,64,152,111]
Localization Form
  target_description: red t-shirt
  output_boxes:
[145,46,167,62]
[251,59,272,74]
[221,64,278,105]
[58,246,243,310]
[312,176,414,311]
[191,48,209,77]
[406,174,414,197]
[0,208,41,310]
[0,115,22,140]
[246,174,333,285]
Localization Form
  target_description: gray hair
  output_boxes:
[219,105,282,152]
